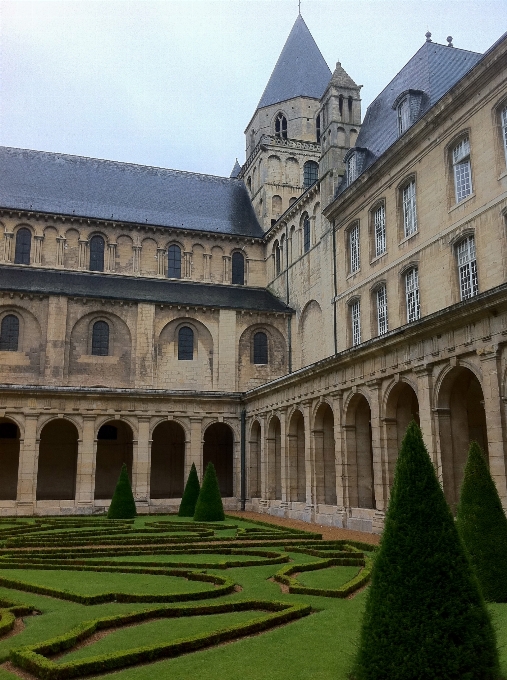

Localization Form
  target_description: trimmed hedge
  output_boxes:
[107,464,137,519]
[178,464,201,517]
[274,555,372,598]
[11,600,311,679]
[193,463,225,522]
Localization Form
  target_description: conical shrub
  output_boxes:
[193,462,225,522]
[178,463,201,517]
[353,421,499,680]
[457,441,507,602]
[107,463,137,519]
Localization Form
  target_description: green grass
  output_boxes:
[297,565,361,589]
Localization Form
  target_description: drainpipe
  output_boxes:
[285,221,292,373]
[240,408,246,510]
[332,218,338,355]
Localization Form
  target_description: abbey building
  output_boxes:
[1,17,507,532]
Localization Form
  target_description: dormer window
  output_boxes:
[393,90,427,138]
[397,97,410,135]
[274,113,287,140]
[347,153,357,184]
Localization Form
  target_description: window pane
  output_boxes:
[14,228,31,265]
[348,154,357,184]
[405,268,420,322]
[398,98,410,135]
[168,245,182,278]
[457,236,478,300]
[374,205,386,257]
[351,300,361,346]
[275,243,281,275]
[303,217,311,253]
[89,236,105,272]
[377,285,388,335]
[349,223,360,273]
[0,315,19,351]
[91,321,109,356]
[402,181,417,237]
[253,332,268,364]
[231,252,245,285]
[303,161,319,189]
[178,326,194,360]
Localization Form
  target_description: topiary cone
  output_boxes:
[178,463,201,517]
[193,462,225,522]
[107,463,137,519]
[457,441,507,602]
[353,421,499,680]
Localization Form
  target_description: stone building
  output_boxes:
[1,16,506,532]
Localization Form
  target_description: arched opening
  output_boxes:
[267,416,282,500]
[437,367,487,509]
[288,410,305,502]
[14,228,31,265]
[249,421,261,498]
[203,423,233,497]
[94,420,133,499]
[150,421,185,499]
[0,419,20,500]
[36,419,78,500]
[385,382,420,491]
[167,244,182,279]
[345,394,375,509]
[178,326,194,361]
[313,404,336,505]
[0,315,19,351]
[89,235,105,272]
[91,320,109,356]
[231,252,245,285]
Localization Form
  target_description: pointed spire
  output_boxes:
[257,15,331,110]
[230,159,241,178]
[330,61,358,89]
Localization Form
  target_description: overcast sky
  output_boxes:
[1,0,506,177]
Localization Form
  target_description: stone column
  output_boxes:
[302,400,314,513]
[34,235,45,265]
[203,253,212,281]
[366,380,385,512]
[76,415,96,508]
[434,408,452,502]
[330,391,345,509]
[132,245,141,274]
[223,255,231,283]
[279,408,288,507]
[132,416,150,513]
[183,251,192,279]
[189,417,203,479]
[78,239,88,269]
[478,346,507,506]
[16,414,38,512]
[414,364,437,466]
[312,429,324,505]
[156,248,166,277]
[44,296,68,384]
[2,232,13,262]
[107,242,117,272]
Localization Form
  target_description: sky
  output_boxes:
[1,0,506,178]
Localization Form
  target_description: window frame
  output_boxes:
[274,112,288,140]
[397,97,411,136]
[404,266,420,323]
[456,234,479,300]
[350,298,361,347]
[400,178,418,239]
[452,135,473,204]
[177,325,194,361]
[89,234,105,272]
[252,331,269,365]
[347,153,357,185]
[375,284,388,336]
[167,244,182,279]
[14,228,32,265]
[348,222,360,274]
[91,320,110,356]
[303,161,319,189]
[372,202,386,258]
[0,314,20,352]
[231,251,245,285]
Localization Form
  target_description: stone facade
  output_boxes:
[1,19,506,531]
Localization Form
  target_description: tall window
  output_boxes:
[178,326,194,360]
[253,332,268,364]
[231,251,245,285]
[347,153,357,185]
[402,180,417,238]
[453,136,472,203]
[351,300,361,347]
[374,204,386,257]
[303,216,311,253]
[349,223,360,273]
[274,113,287,140]
[168,244,181,279]
[0,315,19,351]
[274,242,281,276]
[405,267,420,323]
[316,113,321,143]
[397,97,411,135]
[502,106,507,164]
[457,235,478,300]
[303,161,319,188]
[91,321,109,356]
[14,228,31,265]
[376,285,388,336]
[89,235,105,272]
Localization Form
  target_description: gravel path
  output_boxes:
[227,511,380,546]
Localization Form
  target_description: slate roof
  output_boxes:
[0,147,264,238]
[0,266,291,313]
[336,40,483,195]
[257,15,332,109]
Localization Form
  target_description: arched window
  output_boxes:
[303,216,311,253]
[14,228,31,265]
[274,241,281,276]
[303,161,319,189]
[456,235,478,300]
[397,97,410,135]
[316,113,321,143]
[91,320,109,356]
[168,244,182,279]
[452,136,472,203]
[178,326,194,360]
[89,235,105,272]
[405,267,420,323]
[0,315,19,351]
[274,113,287,140]
[231,251,245,285]
[253,332,268,364]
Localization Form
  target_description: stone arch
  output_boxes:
[268,155,282,184]
[267,415,282,500]
[36,419,78,501]
[285,157,299,185]
[238,323,287,390]
[140,237,158,276]
[116,234,134,274]
[344,392,375,509]
[150,420,186,499]
[203,422,234,497]
[157,317,214,390]
[0,418,20,500]
[288,409,305,503]
[191,243,205,281]
[313,403,336,505]
[94,419,133,500]
[210,245,224,283]
[249,420,261,498]
[272,195,282,218]
[64,228,80,270]
[299,300,324,367]
[436,365,488,509]
[41,226,58,267]
[384,380,420,491]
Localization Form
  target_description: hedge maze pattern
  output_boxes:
[0,516,374,679]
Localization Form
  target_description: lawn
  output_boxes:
[0,515,503,679]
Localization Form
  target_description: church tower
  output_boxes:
[318,61,362,207]
[239,15,331,231]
